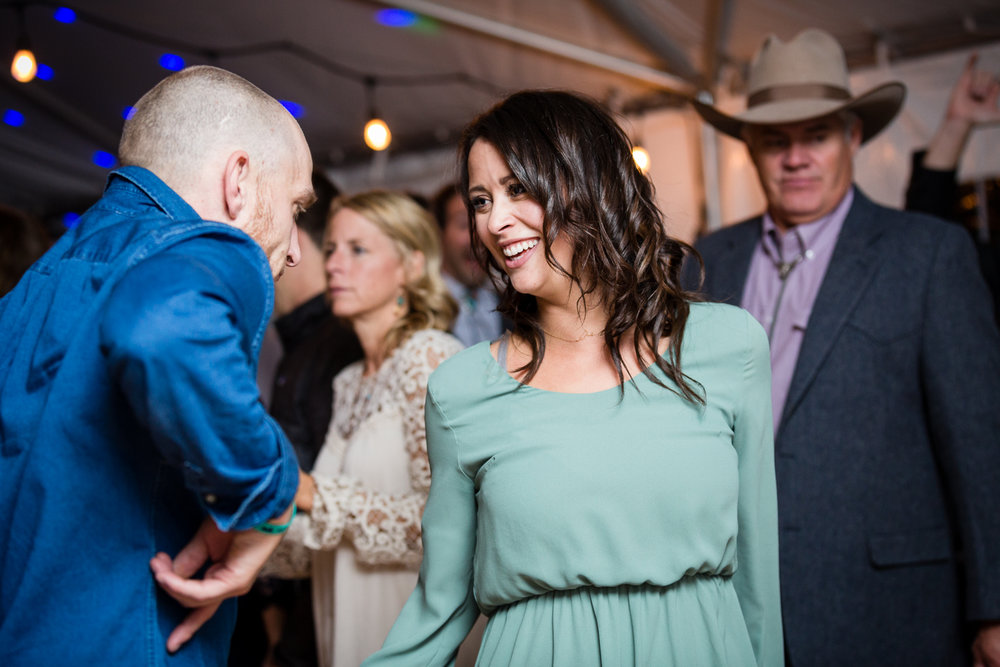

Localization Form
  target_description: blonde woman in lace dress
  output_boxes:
[267,190,463,666]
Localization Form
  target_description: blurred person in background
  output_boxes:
[432,183,504,345]
[689,29,1000,666]
[263,190,467,666]
[906,52,1000,322]
[231,170,362,667]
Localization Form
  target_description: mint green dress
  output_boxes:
[363,302,783,666]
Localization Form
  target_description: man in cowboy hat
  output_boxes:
[688,28,1000,666]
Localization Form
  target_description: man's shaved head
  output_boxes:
[119,65,314,281]
[119,65,300,194]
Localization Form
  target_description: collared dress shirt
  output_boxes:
[0,166,299,665]
[443,273,504,347]
[742,189,853,432]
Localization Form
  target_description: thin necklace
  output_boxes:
[540,326,605,343]
[353,372,376,412]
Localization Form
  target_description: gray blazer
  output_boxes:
[691,188,1000,665]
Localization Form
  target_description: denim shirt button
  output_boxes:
[204,493,218,504]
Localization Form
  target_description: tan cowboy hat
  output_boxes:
[691,28,906,143]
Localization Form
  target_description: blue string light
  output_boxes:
[376,9,418,28]
[36,64,54,81]
[92,150,116,168]
[3,110,26,127]
[159,53,185,71]
[122,106,137,120]
[280,100,304,118]
[53,7,77,24]
[62,212,81,228]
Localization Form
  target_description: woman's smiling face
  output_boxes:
[466,139,574,306]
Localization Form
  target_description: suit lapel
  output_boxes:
[778,189,888,437]
[705,219,760,306]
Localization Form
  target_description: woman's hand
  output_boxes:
[294,469,316,513]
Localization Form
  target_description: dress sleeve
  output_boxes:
[292,331,463,568]
[731,314,785,667]
[259,516,314,579]
[362,380,480,666]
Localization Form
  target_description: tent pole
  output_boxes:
[700,110,723,233]
[698,0,733,232]
[592,0,700,83]
[367,0,694,95]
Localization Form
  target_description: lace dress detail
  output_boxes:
[265,328,463,575]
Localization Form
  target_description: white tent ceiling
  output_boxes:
[2,0,999,223]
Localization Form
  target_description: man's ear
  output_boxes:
[222,151,252,221]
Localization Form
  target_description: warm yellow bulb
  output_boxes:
[364,118,391,151]
[11,49,37,83]
[632,146,650,174]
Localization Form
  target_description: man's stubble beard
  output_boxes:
[245,183,282,281]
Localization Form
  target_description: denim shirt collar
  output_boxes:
[98,166,275,356]
[104,166,202,222]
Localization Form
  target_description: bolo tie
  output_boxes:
[767,229,813,340]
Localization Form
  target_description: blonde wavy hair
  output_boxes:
[327,190,457,355]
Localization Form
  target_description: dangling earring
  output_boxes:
[395,293,407,317]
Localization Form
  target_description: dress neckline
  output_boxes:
[485,333,668,397]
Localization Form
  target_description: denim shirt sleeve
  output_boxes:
[98,235,298,531]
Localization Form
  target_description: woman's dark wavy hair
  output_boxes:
[459,89,704,404]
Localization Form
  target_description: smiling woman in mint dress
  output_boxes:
[364,91,784,667]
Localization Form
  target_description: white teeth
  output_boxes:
[502,239,539,258]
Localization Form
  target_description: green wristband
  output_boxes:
[253,505,296,535]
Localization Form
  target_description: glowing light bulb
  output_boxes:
[364,118,391,151]
[11,49,37,83]
[632,146,651,174]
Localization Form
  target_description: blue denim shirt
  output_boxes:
[0,167,299,665]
